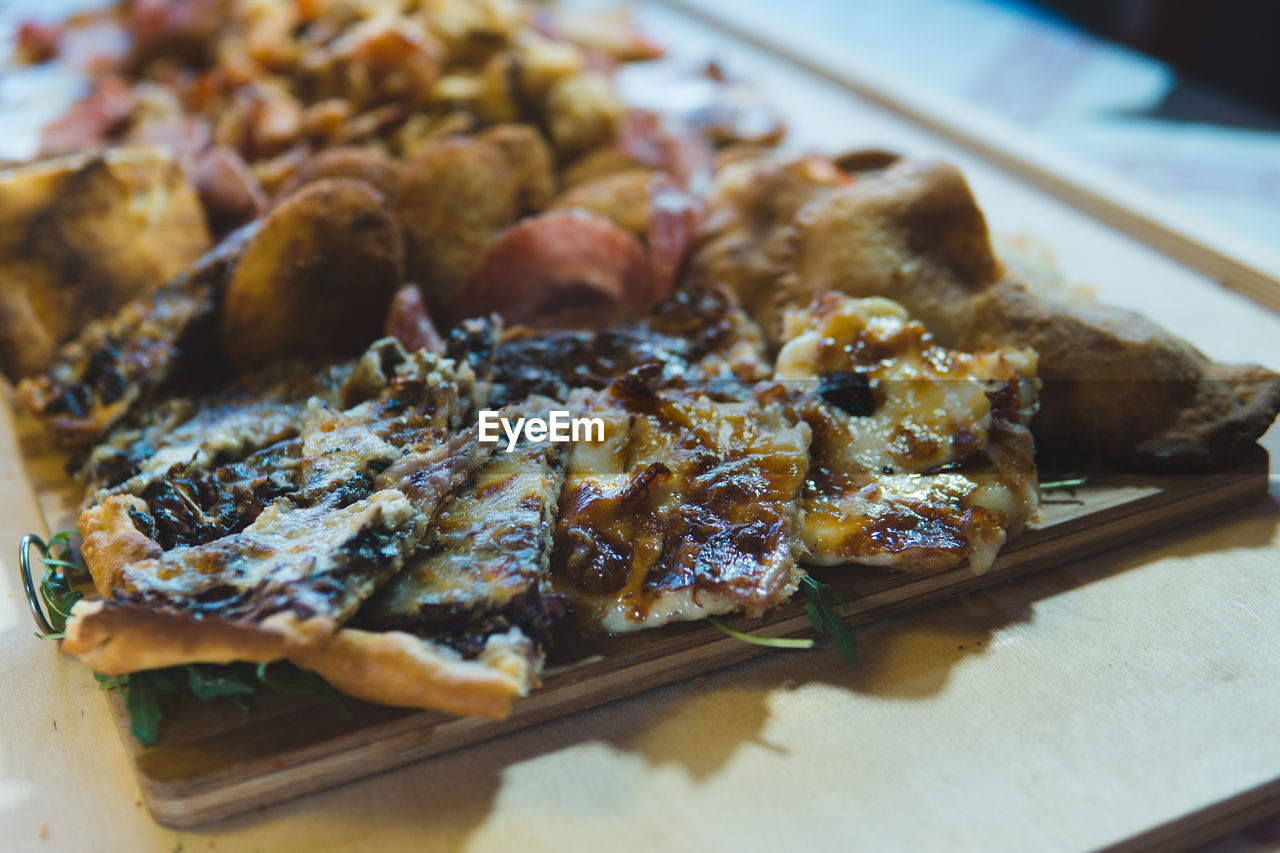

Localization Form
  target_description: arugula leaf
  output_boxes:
[708,618,815,649]
[94,672,129,691]
[186,666,258,702]
[30,532,352,743]
[125,676,164,745]
[800,574,858,668]
[256,663,352,720]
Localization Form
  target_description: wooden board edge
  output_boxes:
[1099,775,1280,853]
[132,463,1271,828]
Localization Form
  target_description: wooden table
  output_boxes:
[3,1,1279,849]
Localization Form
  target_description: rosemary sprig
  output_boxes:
[708,618,815,649]
[707,574,859,668]
[1039,476,1087,492]
[800,574,858,668]
[34,530,91,639]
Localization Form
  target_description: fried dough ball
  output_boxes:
[686,154,849,341]
[774,160,996,346]
[558,145,647,187]
[511,31,585,103]
[549,168,652,236]
[307,14,445,110]
[476,123,556,213]
[546,71,626,158]
[220,178,404,369]
[394,135,520,316]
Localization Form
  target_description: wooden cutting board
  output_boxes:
[16,412,1271,828]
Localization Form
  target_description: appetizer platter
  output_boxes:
[5,0,1279,830]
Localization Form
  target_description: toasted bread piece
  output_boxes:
[0,147,210,380]
[751,156,1280,469]
[220,178,404,369]
[960,281,1280,470]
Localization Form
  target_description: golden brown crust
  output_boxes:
[0,147,210,380]
[961,281,1280,469]
[687,154,849,344]
[274,146,406,202]
[476,124,558,215]
[78,495,163,599]
[774,159,996,345]
[62,599,296,675]
[549,169,653,238]
[219,178,405,369]
[394,135,520,316]
[754,156,1279,469]
[290,628,534,719]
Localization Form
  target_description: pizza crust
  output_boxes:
[290,628,537,719]
[79,495,163,598]
[62,599,315,675]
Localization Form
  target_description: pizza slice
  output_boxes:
[486,286,769,406]
[292,408,568,718]
[61,339,487,675]
[551,374,811,632]
[771,292,1040,573]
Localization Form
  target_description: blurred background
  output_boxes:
[2,0,1277,247]
[702,0,1280,248]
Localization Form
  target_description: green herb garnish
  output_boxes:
[707,574,859,668]
[33,529,90,639]
[96,663,351,745]
[1040,476,1087,492]
[800,573,858,668]
[708,618,815,649]
[36,533,349,744]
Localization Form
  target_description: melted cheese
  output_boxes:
[553,379,811,631]
[774,293,1040,574]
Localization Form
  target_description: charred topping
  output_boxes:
[818,371,875,416]
[138,439,301,550]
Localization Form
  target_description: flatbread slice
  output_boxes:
[771,293,1040,574]
[552,375,811,632]
[63,339,487,675]
[295,404,568,718]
